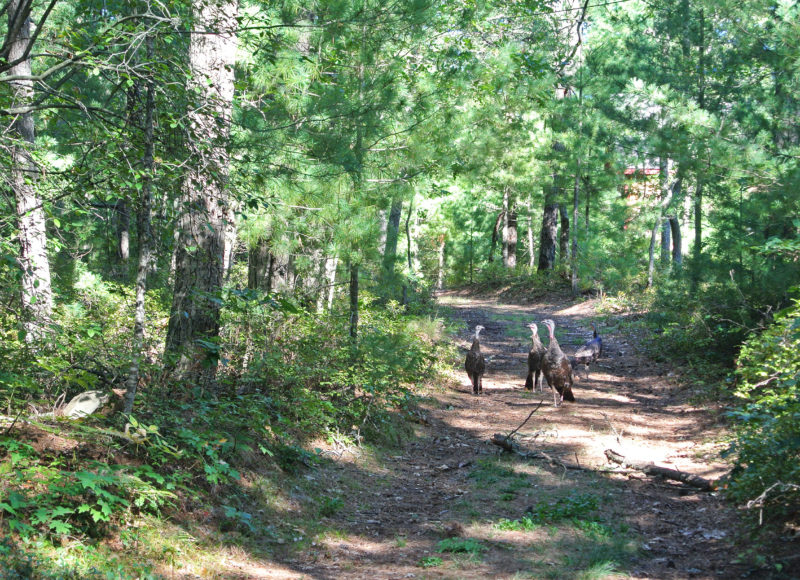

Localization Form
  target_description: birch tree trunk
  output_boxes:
[125,41,156,414]
[7,0,53,342]
[165,0,239,382]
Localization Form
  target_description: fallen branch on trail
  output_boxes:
[491,400,592,472]
[490,433,589,472]
[604,449,716,491]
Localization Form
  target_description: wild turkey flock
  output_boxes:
[465,318,602,407]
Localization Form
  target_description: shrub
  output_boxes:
[723,298,800,515]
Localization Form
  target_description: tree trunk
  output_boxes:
[402,194,414,304]
[436,234,446,290]
[692,8,706,292]
[648,158,675,289]
[349,262,359,341]
[165,0,239,383]
[117,200,130,263]
[659,157,671,265]
[489,210,504,263]
[527,214,535,268]
[381,196,403,287]
[647,218,660,289]
[223,204,237,280]
[538,185,559,272]
[502,189,517,269]
[325,256,338,311]
[124,41,156,415]
[559,204,569,264]
[571,163,580,295]
[669,216,682,267]
[247,238,270,290]
[692,178,703,287]
[316,255,338,313]
[8,0,53,342]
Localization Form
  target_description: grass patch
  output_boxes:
[496,516,539,531]
[525,493,600,523]
[436,537,487,554]
[418,555,443,568]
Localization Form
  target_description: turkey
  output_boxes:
[541,319,575,407]
[464,325,486,395]
[572,322,602,380]
[524,322,546,392]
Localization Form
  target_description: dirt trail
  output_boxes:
[263,291,748,580]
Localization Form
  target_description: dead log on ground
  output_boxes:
[604,449,716,491]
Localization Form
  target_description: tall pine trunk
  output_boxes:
[8,0,53,341]
[489,210,504,263]
[247,238,270,290]
[659,157,671,265]
[502,188,517,269]
[349,262,359,341]
[527,214,536,268]
[165,0,239,382]
[571,162,580,295]
[559,204,569,264]
[538,184,559,272]
[381,196,403,293]
[669,216,682,267]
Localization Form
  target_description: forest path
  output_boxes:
[264,290,745,580]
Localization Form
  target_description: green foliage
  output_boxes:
[723,299,800,514]
[418,555,443,568]
[495,494,601,534]
[495,516,539,531]
[524,493,600,524]
[318,496,344,517]
[436,537,487,554]
[0,438,175,539]
[221,289,448,446]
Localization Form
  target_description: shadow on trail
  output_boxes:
[198,291,753,579]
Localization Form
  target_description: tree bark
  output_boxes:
[349,262,359,341]
[8,0,53,342]
[527,214,535,268]
[559,203,569,264]
[117,200,130,263]
[537,185,559,272]
[381,196,403,286]
[648,158,675,289]
[247,238,270,290]
[325,256,338,312]
[165,0,239,383]
[659,157,671,265]
[669,216,682,267]
[571,163,580,295]
[502,188,517,269]
[436,233,446,290]
[125,40,156,415]
[489,210,504,263]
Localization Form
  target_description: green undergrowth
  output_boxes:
[0,277,455,575]
[462,456,637,578]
